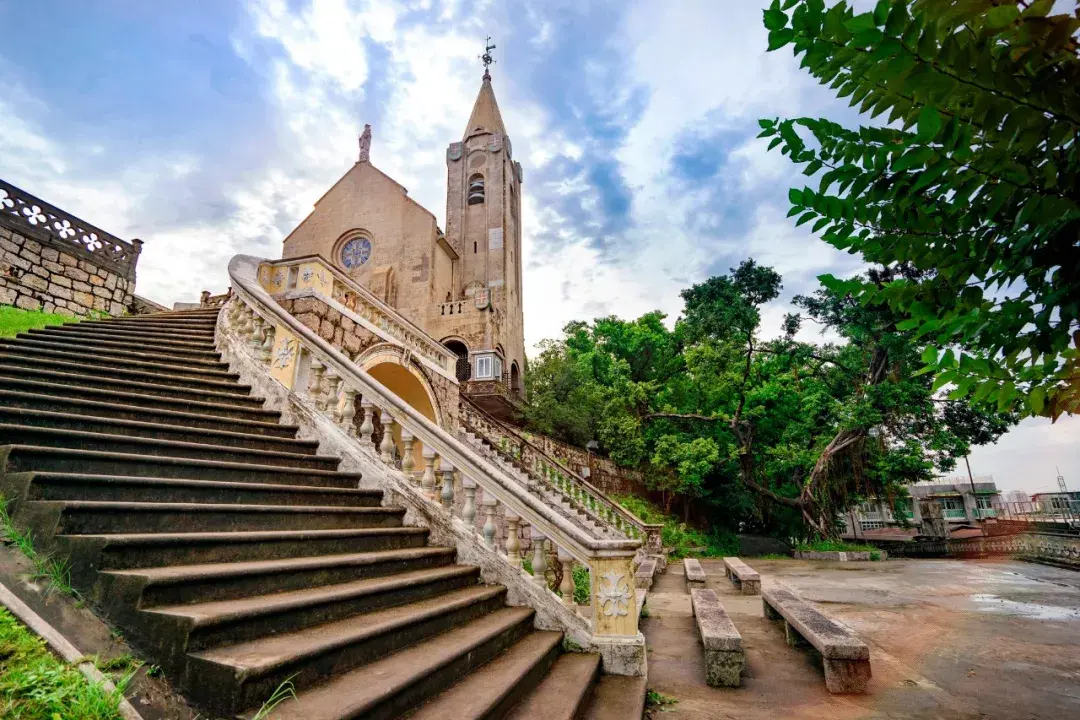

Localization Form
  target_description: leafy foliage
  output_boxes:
[760,0,1080,419]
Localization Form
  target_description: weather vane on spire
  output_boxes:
[480,36,496,80]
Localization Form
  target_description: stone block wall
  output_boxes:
[0,225,134,317]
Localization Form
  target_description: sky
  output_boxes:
[0,0,1074,495]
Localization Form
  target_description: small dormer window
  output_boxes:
[468,174,485,205]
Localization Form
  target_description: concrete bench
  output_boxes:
[690,588,745,687]
[635,558,657,590]
[761,585,871,693]
[723,557,761,595]
[684,557,706,592]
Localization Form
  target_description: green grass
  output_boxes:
[0,305,80,339]
[795,540,882,560]
[0,608,129,720]
[1,494,80,598]
[251,677,297,720]
[612,494,739,560]
[757,553,790,560]
[645,688,677,711]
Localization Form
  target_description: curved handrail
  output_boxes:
[229,254,639,564]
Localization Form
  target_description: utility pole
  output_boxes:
[965,455,979,519]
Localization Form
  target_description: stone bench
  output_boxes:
[690,588,744,687]
[635,558,657,590]
[723,556,760,595]
[684,557,706,592]
[761,585,871,694]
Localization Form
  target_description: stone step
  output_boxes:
[0,407,318,454]
[21,499,405,535]
[18,330,222,360]
[581,675,648,720]
[0,446,363,488]
[59,526,430,573]
[46,323,219,342]
[0,424,338,470]
[503,651,600,720]
[94,315,219,326]
[0,389,295,436]
[4,473,381,511]
[408,630,563,720]
[100,546,457,607]
[78,318,219,334]
[0,364,258,404]
[0,354,249,394]
[1,336,228,367]
[0,377,279,422]
[0,342,239,381]
[148,564,484,655]
[28,325,218,350]
[242,606,536,720]
[189,584,507,714]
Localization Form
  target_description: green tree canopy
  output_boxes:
[760,0,1079,419]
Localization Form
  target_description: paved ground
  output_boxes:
[641,557,1080,720]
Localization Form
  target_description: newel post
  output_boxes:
[589,554,638,638]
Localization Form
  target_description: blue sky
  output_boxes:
[0,0,1074,494]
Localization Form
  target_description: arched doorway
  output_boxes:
[442,338,471,382]
[510,361,521,397]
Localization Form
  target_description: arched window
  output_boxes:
[510,361,522,396]
[443,339,471,382]
[467,174,485,205]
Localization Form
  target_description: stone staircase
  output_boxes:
[0,309,638,719]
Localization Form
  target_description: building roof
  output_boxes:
[464,74,506,139]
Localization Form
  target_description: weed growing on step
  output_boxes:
[640,604,651,618]
[561,636,584,653]
[0,495,81,598]
[251,677,297,720]
[645,688,677,711]
[0,304,79,338]
[0,608,129,720]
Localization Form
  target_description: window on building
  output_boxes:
[494,356,503,379]
[861,521,884,531]
[476,355,492,379]
[468,174,485,205]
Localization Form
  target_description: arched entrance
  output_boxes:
[442,337,471,382]
[510,361,521,397]
[359,347,442,474]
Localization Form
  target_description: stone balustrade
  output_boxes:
[225,254,645,671]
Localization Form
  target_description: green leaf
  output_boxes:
[767,28,795,51]
[844,13,877,34]
[986,5,1019,30]
[1029,386,1046,415]
[892,146,934,172]
[921,346,938,363]
[788,188,804,205]
[763,8,787,31]
[916,105,941,142]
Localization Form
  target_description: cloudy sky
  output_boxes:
[0,0,1074,495]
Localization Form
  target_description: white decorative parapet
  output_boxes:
[225,254,645,674]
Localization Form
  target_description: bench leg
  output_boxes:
[763,600,782,620]
[704,649,745,688]
[742,579,760,596]
[823,658,871,694]
[784,621,808,647]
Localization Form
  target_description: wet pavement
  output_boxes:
[641,557,1080,719]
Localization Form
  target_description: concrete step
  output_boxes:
[0,424,339,470]
[18,330,222,360]
[0,407,318,454]
[188,584,506,714]
[0,389,295,436]
[0,364,259,404]
[242,606,536,720]
[0,342,239,381]
[0,446,363,488]
[75,319,219,335]
[408,631,563,720]
[0,377,280,423]
[60,526,430,573]
[100,546,457,607]
[47,323,218,342]
[93,315,219,326]
[504,651,600,720]
[148,564,484,655]
[3,473,381,511]
[28,326,217,350]
[22,499,405,535]
[2,336,228,367]
[581,675,647,720]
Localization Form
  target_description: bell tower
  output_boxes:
[443,39,526,404]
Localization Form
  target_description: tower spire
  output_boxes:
[464,38,506,139]
[480,36,496,81]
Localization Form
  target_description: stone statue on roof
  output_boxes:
[358,124,372,162]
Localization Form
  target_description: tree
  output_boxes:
[760,0,1080,419]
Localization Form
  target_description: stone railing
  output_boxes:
[461,398,662,557]
[226,254,644,672]
[257,255,455,378]
[0,179,141,281]
[437,299,474,316]
[200,288,233,308]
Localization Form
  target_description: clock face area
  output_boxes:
[341,237,372,269]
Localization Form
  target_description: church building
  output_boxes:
[280,63,526,417]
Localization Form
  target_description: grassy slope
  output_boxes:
[0,305,79,339]
[612,494,738,559]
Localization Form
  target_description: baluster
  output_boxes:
[324,370,341,421]
[249,314,265,350]
[505,512,521,565]
[358,399,374,445]
[462,477,477,526]
[421,448,437,497]
[379,410,395,463]
[240,305,255,337]
[307,358,325,403]
[400,430,415,480]
[260,323,274,362]
[440,460,456,511]
[531,531,547,586]
[340,387,357,431]
[482,493,498,549]
[558,548,575,608]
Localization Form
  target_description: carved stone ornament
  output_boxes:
[474,288,491,310]
[447,142,463,162]
[487,135,502,153]
[273,337,297,370]
[598,570,630,617]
